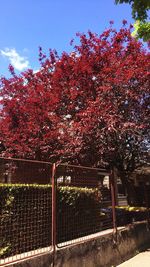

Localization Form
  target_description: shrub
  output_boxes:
[0,184,52,258]
[101,206,150,227]
[57,186,101,242]
[0,184,101,257]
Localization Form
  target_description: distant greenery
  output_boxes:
[115,0,150,41]
[132,20,150,41]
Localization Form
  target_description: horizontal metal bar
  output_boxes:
[58,163,110,174]
[0,156,53,165]
[0,157,110,174]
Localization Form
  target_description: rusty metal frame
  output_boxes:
[55,163,112,248]
[0,156,53,165]
[52,163,57,263]
[0,157,53,266]
[110,169,117,241]
[0,157,119,265]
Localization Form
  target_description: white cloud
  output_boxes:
[33,69,40,74]
[0,48,30,71]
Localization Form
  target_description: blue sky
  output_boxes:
[0,0,133,77]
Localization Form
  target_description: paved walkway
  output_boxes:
[117,247,150,267]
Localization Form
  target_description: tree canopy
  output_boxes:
[115,0,150,41]
[0,23,149,202]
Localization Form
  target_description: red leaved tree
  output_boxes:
[0,50,68,161]
[51,22,149,203]
[61,22,150,203]
[0,22,149,203]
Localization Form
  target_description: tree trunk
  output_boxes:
[118,171,137,206]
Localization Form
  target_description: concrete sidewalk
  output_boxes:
[117,247,150,267]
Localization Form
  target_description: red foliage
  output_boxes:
[0,59,63,160]
[0,23,149,172]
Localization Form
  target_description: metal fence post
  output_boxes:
[110,168,117,241]
[52,163,57,257]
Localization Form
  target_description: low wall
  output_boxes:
[7,221,150,267]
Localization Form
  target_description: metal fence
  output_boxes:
[55,164,112,247]
[0,158,52,266]
[0,157,149,266]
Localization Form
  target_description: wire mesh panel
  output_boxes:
[116,185,150,228]
[0,158,52,265]
[0,158,51,184]
[55,164,112,247]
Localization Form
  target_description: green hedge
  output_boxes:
[0,184,52,258]
[57,186,101,242]
[0,184,101,257]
